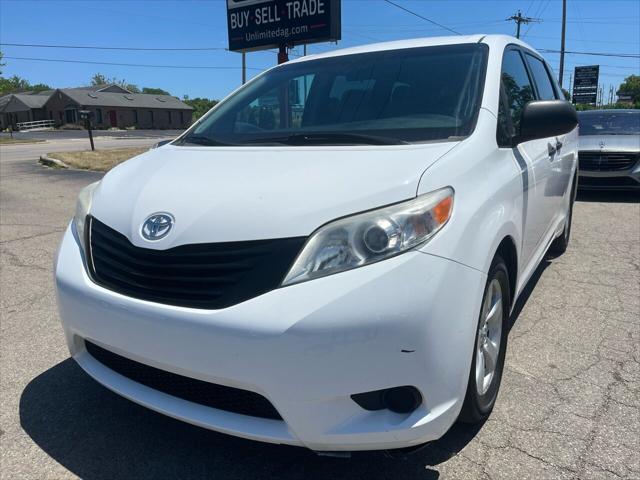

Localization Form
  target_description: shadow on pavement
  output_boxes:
[509,257,551,331]
[576,189,639,203]
[20,359,487,479]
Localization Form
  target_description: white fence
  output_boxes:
[16,120,55,131]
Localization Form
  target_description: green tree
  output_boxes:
[90,73,109,86]
[183,97,219,119]
[90,73,139,93]
[617,74,640,103]
[142,87,171,95]
[574,103,596,111]
[0,50,5,75]
[29,83,52,92]
[0,75,51,95]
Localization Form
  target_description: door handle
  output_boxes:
[547,142,557,157]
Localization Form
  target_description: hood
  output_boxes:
[578,134,640,153]
[90,142,458,249]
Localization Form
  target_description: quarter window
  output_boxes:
[525,54,558,100]
[499,49,535,138]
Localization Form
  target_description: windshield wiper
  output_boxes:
[245,132,409,146]
[179,135,235,147]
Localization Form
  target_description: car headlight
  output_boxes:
[73,181,100,252]
[282,187,454,286]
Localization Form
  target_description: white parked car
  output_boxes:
[55,34,578,453]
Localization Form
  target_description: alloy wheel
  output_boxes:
[475,278,503,396]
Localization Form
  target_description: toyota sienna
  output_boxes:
[55,34,579,453]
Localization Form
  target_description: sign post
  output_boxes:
[572,65,599,105]
[79,110,95,151]
[278,44,289,64]
[226,0,341,55]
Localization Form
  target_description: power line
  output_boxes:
[539,18,640,23]
[551,63,638,70]
[3,56,266,70]
[524,0,538,17]
[0,42,304,60]
[525,34,640,46]
[538,49,640,58]
[523,0,551,36]
[382,0,461,35]
[345,19,506,28]
[0,42,229,51]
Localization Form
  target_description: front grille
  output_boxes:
[87,216,306,309]
[579,151,639,172]
[579,176,640,188]
[85,340,283,420]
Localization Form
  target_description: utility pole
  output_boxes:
[241,52,246,85]
[507,10,541,39]
[559,0,567,87]
[569,73,573,101]
[599,85,604,107]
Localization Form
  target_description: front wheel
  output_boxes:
[458,256,510,423]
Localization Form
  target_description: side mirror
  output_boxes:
[518,100,578,144]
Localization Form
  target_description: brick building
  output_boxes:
[0,84,193,130]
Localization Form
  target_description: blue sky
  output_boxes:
[1,0,638,100]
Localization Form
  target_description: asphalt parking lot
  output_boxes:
[1,138,638,479]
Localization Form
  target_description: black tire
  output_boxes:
[458,255,510,423]
[549,175,577,257]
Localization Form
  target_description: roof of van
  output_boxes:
[289,34,533,63]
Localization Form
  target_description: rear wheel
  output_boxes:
[459,256,510,423]
[549,175,576,257]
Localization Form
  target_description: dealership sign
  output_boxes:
[573,65,599,105]
[227,0,341,52]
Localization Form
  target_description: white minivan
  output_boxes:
[55,34,578,453]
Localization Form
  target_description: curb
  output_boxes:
[39,155,70,169]
[0,140,47,145]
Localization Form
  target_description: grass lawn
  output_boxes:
[0,137,46,145]
[47,147,148,171]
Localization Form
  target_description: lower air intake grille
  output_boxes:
[579,176,640,188]
[85,340,283,420]
[87,216,306,309]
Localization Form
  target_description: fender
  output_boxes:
[416,110,524,276]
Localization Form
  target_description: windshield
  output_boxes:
[578,111,640,136]
[179,44,488,146]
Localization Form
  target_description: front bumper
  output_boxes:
[55,223,486,451]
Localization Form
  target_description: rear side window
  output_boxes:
[497,49,535,146]
[525,54,558,100]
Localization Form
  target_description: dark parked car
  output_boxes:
[577,109,640,190]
